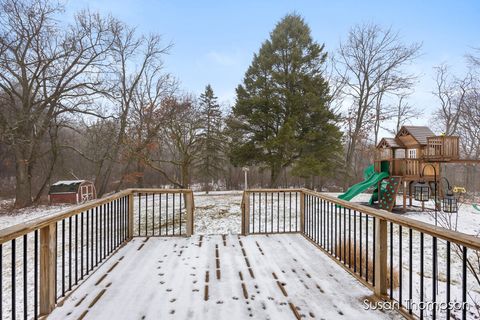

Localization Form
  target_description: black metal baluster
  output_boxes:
[265,192,267,233]
[86,211,89,275]
[258,192,261,233]
[110,201,113,252]
[292,191,298,232]
[420,232,424,320]
[103,204,106,259]
[316,197,319,243]
[173,192,176,235]
[353,210,357,272]
[138,193,141,237]
[69,216,72,290]
[34,230,38,319]
[95,207,99,266]
[152,194,155,235]
[365,214,368,281]
[319,199,322,245]
[343,207,346,264]
[409,228,413,315]
[348,208,351,267]
[283,191,286,232]
[75,214,78,284]
[252,193,255,233]
[81,212,84,279]
[359,212,362,277]
[12,239,16,320]
[331,203,334,254]
[373,217,376,285]
[399,225,402,307]
[432,236,437,320]
[91,208,95,270]
[289,192,292,232]
[271,193,274,233]
[389,222,393,300]
[166,193,169,236]
[335,205,341,258]
[0,244,2,319]
[277,192,280,232]
[61,219,65,296]
[145,194,148,236]
[446,241,451,319]
[23,234,27,320]
[462,246,467,320]
[180,193,183,235]
[159,193,162,236]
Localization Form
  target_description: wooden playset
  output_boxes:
[340,125,480,212]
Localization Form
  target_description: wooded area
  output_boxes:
[1,0,479,208]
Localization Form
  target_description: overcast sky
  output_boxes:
[67,0,479,126]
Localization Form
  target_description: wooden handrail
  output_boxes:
[0,188,194,245]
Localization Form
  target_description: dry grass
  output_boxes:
[335,240,400,289]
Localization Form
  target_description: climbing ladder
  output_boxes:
[378,176,402,212]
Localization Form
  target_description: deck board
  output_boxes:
[49,234,398,319]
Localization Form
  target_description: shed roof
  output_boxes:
[397,126,435,145]
[49,180,86,194]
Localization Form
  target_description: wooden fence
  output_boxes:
[241,188,480,320]
[0,189,194,319]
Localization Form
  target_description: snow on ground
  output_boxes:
[193,191,243,235]
[0,199,73,230]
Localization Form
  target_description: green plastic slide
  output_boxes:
[473,204,480,212]
[338,165,389,202]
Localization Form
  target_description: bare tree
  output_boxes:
[386,93,423,135]
[335,23,420,182]
[147,95,202,188]
[0,0,116,207]
[116,71,178,190]
[94,23,172,196]
[432,64,472,135]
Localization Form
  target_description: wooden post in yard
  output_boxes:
[374,218,388,296]
[186,191,194,236]
[300,191,305,233]
[128,192,134,238]
[40,223,57,315]
[243,192,250,235]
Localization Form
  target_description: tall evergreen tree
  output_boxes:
[198,84,225,192]
[228,13,342,187]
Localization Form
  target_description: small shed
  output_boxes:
[48,180,96,205]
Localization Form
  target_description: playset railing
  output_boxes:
[426,136,460,160]
[242,188,480,320]
[0,188,194,320]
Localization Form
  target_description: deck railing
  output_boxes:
[242,188,480,320]
[0,188,194,320]
[241,189,303,235]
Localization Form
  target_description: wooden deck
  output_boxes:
[49,234,398,320]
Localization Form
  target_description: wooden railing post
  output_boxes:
[40,223,57,315]
[300,191,305,233]
[374,218,388,296]
[243,192,250,235]
[186,191,194,236]
[128,192,134,238]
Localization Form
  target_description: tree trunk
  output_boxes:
[15,157,33,208]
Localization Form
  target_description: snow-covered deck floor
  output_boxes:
[49,234,397,319]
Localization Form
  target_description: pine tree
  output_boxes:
[198,84,225,192]
[228,13,343,187]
